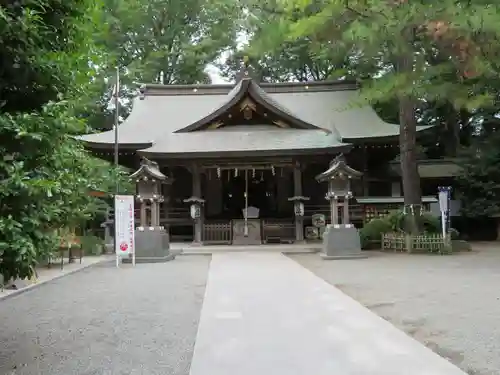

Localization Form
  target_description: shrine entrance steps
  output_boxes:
[170,242,321,255]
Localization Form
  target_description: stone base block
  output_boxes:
[123,228,175,263]
[123,254,175,264]
[321,225,367,260]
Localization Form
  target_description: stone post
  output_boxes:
[151,201,158,227]
[140,203,147,227]
[288,196,309,242]
[343,198,350,225]
[330,197,338,225]
[293,163,303,241]
[191,164,203,244]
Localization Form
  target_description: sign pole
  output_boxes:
[438,186,451,240]
[114,195,135,268]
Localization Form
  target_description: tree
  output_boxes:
[0,0,130,281]
[248,0,500,232]
[103,0,240,85]
[458,129,500,218]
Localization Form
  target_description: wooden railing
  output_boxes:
[304,204,363,222]
[304,202,431,223]
[203,221,232,245]
[262,219,295,244]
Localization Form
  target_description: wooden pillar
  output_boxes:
[191,164,203,244]
[206,174,222,217]
[276,174,288,213]
[293,164,304,242]
[361,144,369,196]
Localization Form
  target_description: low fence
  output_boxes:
[262,219,295,244]
[382,233,450,254]
[203,221,232,245]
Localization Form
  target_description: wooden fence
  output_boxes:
[382,233,450,254]
[202,221,232,245]
[262,219,295,244]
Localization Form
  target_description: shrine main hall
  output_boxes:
[80,70,436,245]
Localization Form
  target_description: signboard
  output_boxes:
[114,195,135,266]
[312,214,326,228]
[437,186,451,238]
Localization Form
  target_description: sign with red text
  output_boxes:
[114,195,135,257]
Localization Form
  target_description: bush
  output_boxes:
[359,210,448,249]
[360,218,393,249]
[79,235,104,255]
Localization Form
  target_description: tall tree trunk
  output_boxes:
[396,55,422,234]
[442,103,460,157]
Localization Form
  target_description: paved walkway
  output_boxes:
[189,252,465,375]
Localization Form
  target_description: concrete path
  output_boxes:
[189,252,465,375]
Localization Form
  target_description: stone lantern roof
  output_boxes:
[130,157,167,181]
[315,154,363,182]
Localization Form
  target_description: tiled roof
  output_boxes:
[78,79,432,156]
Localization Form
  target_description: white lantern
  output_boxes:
[190,204,201,219]
[294,201,305,217]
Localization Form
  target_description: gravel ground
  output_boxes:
[0,256,211,375]
[290,244,500,375]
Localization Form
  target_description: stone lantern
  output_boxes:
[288,195,309,242]
[184,196,205,245]
[129,157,175,262]
[316,154,365,259]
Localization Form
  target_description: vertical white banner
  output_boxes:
[114,195,135,266]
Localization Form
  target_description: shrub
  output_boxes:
[359,210,448,249]
[360,218,393,249]
[79,235,104,255]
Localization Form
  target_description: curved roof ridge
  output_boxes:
[175,78,323,133]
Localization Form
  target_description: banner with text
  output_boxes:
[114,195,135,257]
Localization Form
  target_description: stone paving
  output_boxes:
[0,245,496,375]
[291,243,500,375]
[190,252,464,375]
[0,256,210,375]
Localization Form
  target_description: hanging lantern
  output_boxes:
[217,167,221,178]
[252,168,256,178]
[234,168,238,177]
[271,165,275,176]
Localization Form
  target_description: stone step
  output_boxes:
[171,243,321,255]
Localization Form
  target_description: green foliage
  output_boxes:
[0,102,130,280]
[103,0,239,85]
[457,130,500,218]
[360,218,392,249]
[79,235,104,255]
[360,210,445,249]
[0,0,131,281]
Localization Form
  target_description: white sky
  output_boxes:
[206,64,230,84]
[205,32,249,84]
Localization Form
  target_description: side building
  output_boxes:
[80,73,440,245]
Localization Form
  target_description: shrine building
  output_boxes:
[80,68,443,245]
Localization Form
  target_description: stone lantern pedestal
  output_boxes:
[288,196,309,243]
[316,154,367,260]
[184,196,205,245]
[126,158,175,263]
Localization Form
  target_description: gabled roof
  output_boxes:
[130,158,167,180]
[316,154,363,182]
[175,78,321,132]
[78,78,432,157]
